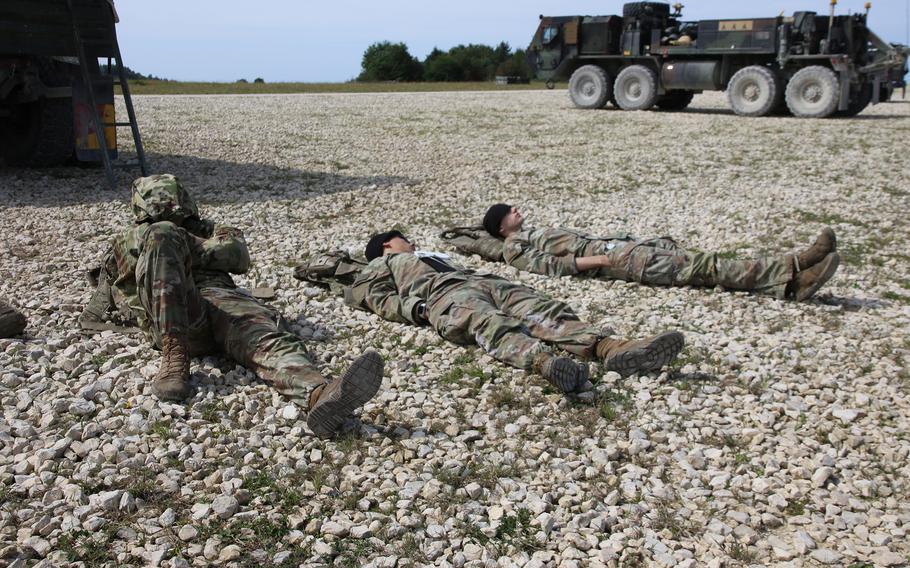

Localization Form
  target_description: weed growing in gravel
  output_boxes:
[597,384,634,425]
[457,508,538,556]
[795,210,869,228]
[335,538,380,567]
[784,498,808,516]
[148,420,174,439]
[651,499,696,539]
[241,470,305,508]
[58,529,118,564]
[394,534,428,563]
[727,542,758,563]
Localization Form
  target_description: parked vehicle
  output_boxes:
[528,1,908,117]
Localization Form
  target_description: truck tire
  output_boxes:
[623,2,671,18]
[2,98,74,166]
[656,90,694,111]
[727,66,780,117]
[614,65,658,111]
[568,65,612,109]
[1,57,74,167]
[835,83,873,117]
[785,66,839,118]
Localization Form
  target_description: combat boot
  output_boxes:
[794,227,837,271]
[788,252,840,302]
[151,333,191,401]
[307,351,384,439]
[596,331,684,377]
[532,353,589,393]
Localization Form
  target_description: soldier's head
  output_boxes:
[365,230,415,261]
[483,203,523,238]
[131,174,199,225]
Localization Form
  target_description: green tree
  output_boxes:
[495,49,531,79]
[358,41,423,82]
[448,44,498,81]
[424,53,463,81]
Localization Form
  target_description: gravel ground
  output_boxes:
[1,90,909,567]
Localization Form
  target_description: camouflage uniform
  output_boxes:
[504,228,794,298]
[110,175,325,403]
[349,252,605,370]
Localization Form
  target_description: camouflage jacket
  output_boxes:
[503,227,628,277]
[348,252,484,324]
[111,221,250,332]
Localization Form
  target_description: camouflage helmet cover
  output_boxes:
[130,174,199,224]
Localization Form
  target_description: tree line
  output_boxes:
[358,41,532,82]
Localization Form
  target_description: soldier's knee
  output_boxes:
[144,221,186,246]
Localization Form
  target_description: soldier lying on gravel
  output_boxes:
[343,230,684,395]
[85,174,383,438]
[460,204,840,302]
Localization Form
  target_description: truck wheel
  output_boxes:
[835,83,873,117]
[2,97,74,167]
[2,58,75,167]
[727,66,780,117]
[614,65,658,111]
[656,91,695,111]
[785,66,839,118]
[623,2,671,18]
[568,65,612,109]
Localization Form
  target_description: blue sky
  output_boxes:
[115,0,910,82]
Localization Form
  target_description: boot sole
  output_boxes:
[546,358,586,393]
[307,351,383,438]
[796,252,840,302]
[605,331,684,377]
[151,380,191,402]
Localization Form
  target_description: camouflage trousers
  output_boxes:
[582,237,794,298]
[136,222,326,405]
[426,278,605,371]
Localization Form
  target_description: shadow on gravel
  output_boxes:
[0,153,415,208]
[819,295,887,311]
[668,370,717,384]
[656,107,910,120]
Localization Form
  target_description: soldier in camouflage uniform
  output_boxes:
[482,204,840,302]
[352,230,684,394]
[105,174,383,438]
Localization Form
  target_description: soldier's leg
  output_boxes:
[490,281,604,359]
[593,239,793,298]
[136,221,213,350]
[680,251,793,298]
[136,221,214,400]
[429,285,588,392]
[200,288,328,404]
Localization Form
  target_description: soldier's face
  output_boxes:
[500,206,524,235]
[384,236,416,255]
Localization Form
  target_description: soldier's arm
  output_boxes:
[193,224,251,274]
[503,238,581,277]
[349,261,424,325]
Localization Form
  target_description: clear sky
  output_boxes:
[115,0,910,82]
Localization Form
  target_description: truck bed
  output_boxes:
[0,0,117,57]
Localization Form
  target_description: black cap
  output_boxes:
[483,203,512,238]
[365,230,405,261]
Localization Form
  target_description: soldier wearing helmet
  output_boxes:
[103,174,383,438]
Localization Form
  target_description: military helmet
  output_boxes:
[130,174,199,224]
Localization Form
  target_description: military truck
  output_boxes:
[0,0,146,183]
[528,1,908,117]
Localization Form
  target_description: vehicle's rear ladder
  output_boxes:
[65,0,147,188]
